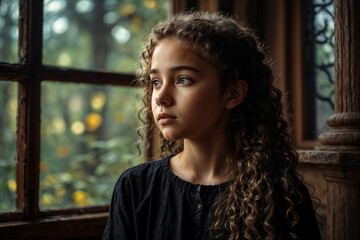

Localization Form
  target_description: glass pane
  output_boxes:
[314,0,334,137]
[303,0,334,139]
[43,0,168,72]
[40,82,143,209]
[0,0,19,63]
[0,81,17,212]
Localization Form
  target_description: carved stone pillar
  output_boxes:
[304,0,360,239]
[318,0,360,151]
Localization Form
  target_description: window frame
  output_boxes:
[0,0,179,238]
[289,0,326,149]
[261,0,322,149]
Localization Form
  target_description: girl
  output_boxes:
[102,12,321,240]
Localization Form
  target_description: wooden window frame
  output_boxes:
[260,0,321,149]
[289,0,328,149]
[0,0,174,238]
[0,0,194,238]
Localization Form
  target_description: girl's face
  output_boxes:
[150,38,231,142]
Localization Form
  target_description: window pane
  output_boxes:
[314,0,334,137]
[40,82,143,209]
[0,0,19,63]
[0,81,17,212]
[43,0,168,72]
[303,0,334,139]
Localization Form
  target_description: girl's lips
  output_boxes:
[158,113,177,125]
[159,118,176,125]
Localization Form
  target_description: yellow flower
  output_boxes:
[41,193,54,206]
[7,179,16,192]
[55,187,66,197]
[119,3,136,16]
[56,146,69,158]
[91,92,106,111]
[130,16,142,33]
[71,121,85,135]
[39,180,46,189]
[85,113,102,131]
[45,174,58,184]
[59,172,73,182]
[144,0,156,9]
[57,52,72,67]
[72,190,91,206]
[40,162,47,172]
[52,117,66,134]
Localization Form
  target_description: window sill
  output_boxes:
[0,212,108,240]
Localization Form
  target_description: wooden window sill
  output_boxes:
[0,212,108,240]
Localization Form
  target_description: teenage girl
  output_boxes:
[102,12,321,240]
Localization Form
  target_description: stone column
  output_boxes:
[304,0,360,239]
[318,0,360,151]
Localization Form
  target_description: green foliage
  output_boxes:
[0,0,18,63]
[43,0,168,72]
[0,0,168,211]
[0,82,17,212]
[39,83,144,208]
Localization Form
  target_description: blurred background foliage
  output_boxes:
[0,0,168,211]
[43,0,169,72]
[0,82,17,212]
[40,83,143,208]
[0,0,19,212]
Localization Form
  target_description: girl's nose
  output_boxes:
[154,84,173,106]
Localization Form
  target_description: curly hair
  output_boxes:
[136,11,302,240]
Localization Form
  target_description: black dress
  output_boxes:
[102,156,321,240]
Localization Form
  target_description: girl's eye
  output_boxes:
[177,77,192,86]
[151,79,161,88]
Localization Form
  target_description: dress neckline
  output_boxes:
[161,155,231,192]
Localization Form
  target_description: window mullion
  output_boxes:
[0,63,28,82]
[41,65,135,86]
[16,0,43,219]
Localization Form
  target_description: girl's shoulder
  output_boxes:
[122,156,170,177]
[114,156,170,190]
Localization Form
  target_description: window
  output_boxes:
[303,0,334,140]
[0,0,168,238]
[292,0,334,148]
[290,0,335,148]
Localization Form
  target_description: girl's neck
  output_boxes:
[170,135,231,186]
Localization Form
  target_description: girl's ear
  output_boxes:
[225,80,248,109]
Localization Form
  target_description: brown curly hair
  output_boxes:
[136,11,302,240]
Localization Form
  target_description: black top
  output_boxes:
[102,156,321,240]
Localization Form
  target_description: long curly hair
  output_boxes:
[136,12,302,240]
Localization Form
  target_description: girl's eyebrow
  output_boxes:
[149,65,200,75]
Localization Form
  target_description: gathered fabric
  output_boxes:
[102,156,320,240]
